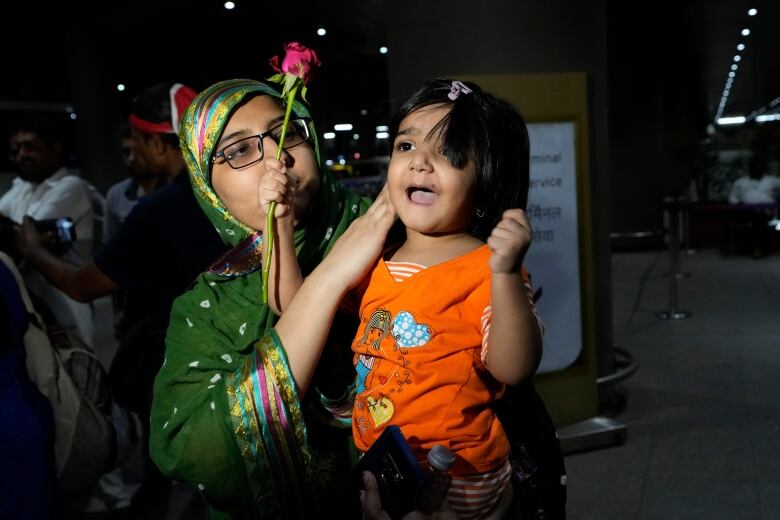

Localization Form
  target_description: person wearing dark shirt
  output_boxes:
[16,82,226,318]
[96,171,222,333]
[103,123,166,243]
[15,82,228,512]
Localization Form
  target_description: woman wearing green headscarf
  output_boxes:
[149,79,393,518]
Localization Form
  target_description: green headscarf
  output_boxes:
[150,79,370,519]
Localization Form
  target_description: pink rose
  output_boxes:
[269,42,321,84]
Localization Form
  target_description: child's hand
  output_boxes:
[487,209,532,274]
[258,157,294,220]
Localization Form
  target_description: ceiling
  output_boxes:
[695,0,780,123]
[1,0,778,138]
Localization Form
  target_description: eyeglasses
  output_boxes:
[212,117,312,169]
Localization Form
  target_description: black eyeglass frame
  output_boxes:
[211,116,313,169]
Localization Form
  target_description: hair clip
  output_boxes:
[448,80,473,101]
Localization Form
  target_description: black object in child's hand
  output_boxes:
[354,425,425,519]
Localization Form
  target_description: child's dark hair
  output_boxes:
[389,78,530,241]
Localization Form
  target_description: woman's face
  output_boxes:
[210,95,320,231]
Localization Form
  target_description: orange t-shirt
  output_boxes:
[351,245,509,476]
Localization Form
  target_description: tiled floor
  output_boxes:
[566,248,780,520]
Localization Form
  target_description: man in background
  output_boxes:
[728,155,780,258]
[728,155,780,205]
[0,117,95,343]
[15,82,228,512]
[103,123,166,243]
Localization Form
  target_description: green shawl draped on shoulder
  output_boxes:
[150,79,370,519]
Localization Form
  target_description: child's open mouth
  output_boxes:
[406,186,437,205]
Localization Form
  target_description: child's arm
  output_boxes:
[485,209,542,386]
[260,160,303,315]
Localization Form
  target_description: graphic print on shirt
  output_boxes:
[391,311,432,350]
[355,354,374,394]
[355,308,392,397]
[354,307,434,430]
[358,308,392,351]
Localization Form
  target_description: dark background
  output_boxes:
[1,0,777,196]
[1,0,778,368]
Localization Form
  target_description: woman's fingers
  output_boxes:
[363,184,396,228]
[317,185,397,288]
[360,472,391,520]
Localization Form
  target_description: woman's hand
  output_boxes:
[487,209,532,274]
[258,157,295,220]
[320,186,397,289]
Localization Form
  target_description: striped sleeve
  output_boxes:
[480,268,544,365]
[385,261,426,282]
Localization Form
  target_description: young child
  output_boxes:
[265,78,543,519]
[351,79,542,518]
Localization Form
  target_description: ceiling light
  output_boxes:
[733,55,741,62]
[728,71,736,78]
[224,1,235,9]
[334,124,353,131]
[317,27,326,36]
[376,125,389,132]
[323,132,336,139]
[376,132,389,139]
[741,28,750,36]
[737,43,745,51]
[716,116,745,125]
[748,8,757,16]
[353,133,360,140]
[731,64,738,71]
[116,84,126,92]
[379,46,389,54]
[756,114,780,122]
[70,113,77,120]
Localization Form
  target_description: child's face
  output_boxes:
[387,105,476,236]
[367,327,383,344]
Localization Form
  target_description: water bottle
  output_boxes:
[415,445,456,514]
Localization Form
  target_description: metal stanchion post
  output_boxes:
[683,202,696,256]
[675,200,692,278]
[658,198,691,320]
[664,198,691,279]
